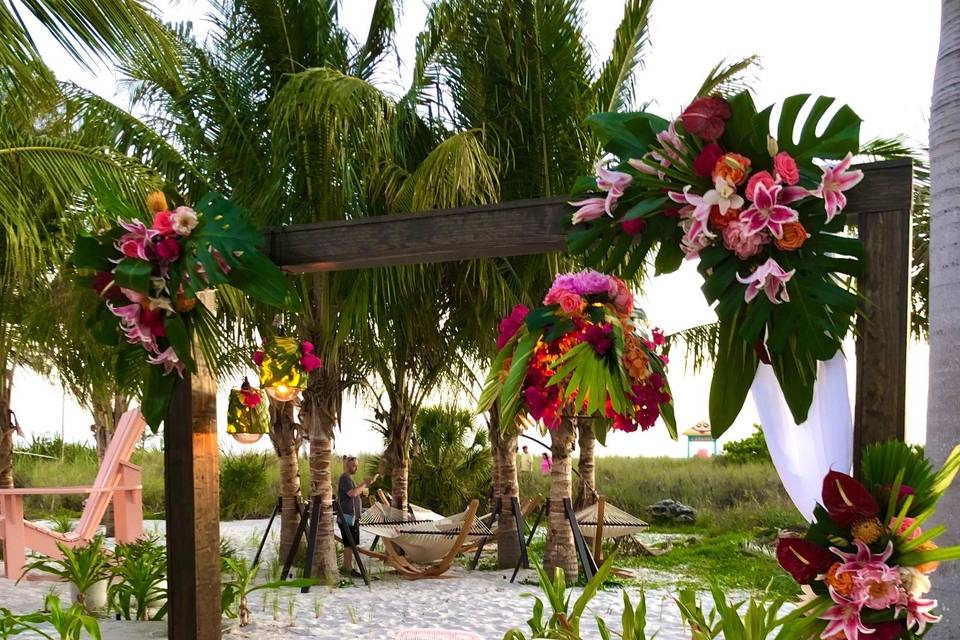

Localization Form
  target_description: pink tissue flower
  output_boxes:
[300,353,322,372]
[811,152,864,222]
[739,182,806,238]
[569,197,608,224]
[736,257,794,304]
[852,563,904,610]
[722,218,769,260]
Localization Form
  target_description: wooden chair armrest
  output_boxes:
[0,485,141,496]
[119,460,142,473]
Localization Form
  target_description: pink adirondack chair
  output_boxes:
[0,408,146,579]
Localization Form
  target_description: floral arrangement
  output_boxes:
[75,191,294,429]
[568,92,867,435]
[478,270,675,439]
[776,442,960,639]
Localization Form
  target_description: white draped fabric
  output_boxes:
[750,352,854,522]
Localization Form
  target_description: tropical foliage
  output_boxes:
[569,92,865,435]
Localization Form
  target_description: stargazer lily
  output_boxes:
[898,596,942,634]
[569,197,608,224]
[812,152,864,222]
[668,187,713,243]
[738,182,806,238]
[736,257,795,304]
[148,346,185,377]
[595,161,632,215]
[821,590,873,640]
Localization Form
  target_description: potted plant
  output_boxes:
[108,536,168,621]
[21,536,111,614]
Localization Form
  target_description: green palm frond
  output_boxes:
[694,56,760,98]
[351,0,398,81]
[670,321,721,373]
[592,0,653,113]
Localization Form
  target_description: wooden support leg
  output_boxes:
[253,497,283,567]
[334,501,369,586]
[1,494,26,580]
[511,500,547,583]
[300,496,322,593]
[564,497,597,581]
[592,497,605,565]
[510,496,529,570]
[281,501,311,581]
[164,370,222,640]
[470,500,500,570]
[114,463,143,543]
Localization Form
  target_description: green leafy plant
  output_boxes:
[721,426,770,464]
[108,536,168,621]
[502,556,616,640]
[596,588,652,640]
[7,595,102,640]
[675,584,825,640]
[219,452,271,520]
[220,557,316,627]
[21,537,110,611]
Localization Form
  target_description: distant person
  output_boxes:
[519,445,534,474]
[540,453,552,476]
[337,455,378,577]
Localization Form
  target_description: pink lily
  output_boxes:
[596,161,633,215]
[569,197,608,224]
[812,152,864,222]
[114,219,158,261]
[897,596,941,634]
[739,182,806,238]
[109,303,159,352]
[736,257,795,304]
[148,346,186,377]
[832,540,895,573]
[668,187,713,243]
[821,590,873,640]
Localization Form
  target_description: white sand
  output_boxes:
[1,519,708,639]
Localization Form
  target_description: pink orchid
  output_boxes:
[109,303,159,352]
[738,182,806,238]
[668,187,713,243]
[115,219,158,261]
[821,590,873,640]
[703,177,744,215]
[569,197,608,224]
[897,596,941,634]
[812,153,864,222]
[595,161,633,215]
[148,347,185,377]
[736,257,795,304]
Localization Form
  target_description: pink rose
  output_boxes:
[693,143,725,178]
[722,218,769,260]
[621,217,647,236]
[300,352,322,372]
[773,152,800,185]
[155,237,181,261]
[745,171,776,201]
[549,291,584,315]
[152,211,174,234]
[680,97,731,141]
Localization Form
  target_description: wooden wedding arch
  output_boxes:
[162,158,912,638]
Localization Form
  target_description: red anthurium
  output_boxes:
[680,96,732,141]
[822,470,879,526]
[776,537,834,584]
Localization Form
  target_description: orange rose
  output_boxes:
[709,206,739,231]
[774,221,809,251]
[712,153,752,185]
[917,541,940,573]
[825,563,854,597]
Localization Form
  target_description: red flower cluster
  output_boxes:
[497,304,530,349]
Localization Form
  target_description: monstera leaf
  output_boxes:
[174,193,297,310]
[758,94,861,170]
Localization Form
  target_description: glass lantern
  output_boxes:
[226,384,270,444]
[258,336,306,402]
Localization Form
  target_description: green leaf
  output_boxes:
[163,314,194,373]
[570,175,598,195]
[114,258,152,294]
[770,342,818,424]
[499,331,540,426]
[759,94,861,170]
[586,112,667,159]
[525,306,558,330]
[654,239,684,276]
[623,196,668,220]
[709,309,759,437]
[73,234,117,270]
[141,366,178,432]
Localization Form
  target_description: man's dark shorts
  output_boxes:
[339,514,361,544]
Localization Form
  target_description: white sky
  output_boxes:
[11,0,938,458]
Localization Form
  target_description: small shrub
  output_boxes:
[721,425,771,464]
[219,452,270,520]
[109,536,168,620]
[22,537,110,612]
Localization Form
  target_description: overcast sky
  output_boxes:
[11,0,939,458]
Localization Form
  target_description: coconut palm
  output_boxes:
[927,1,960,631]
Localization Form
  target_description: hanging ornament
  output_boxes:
[253,337,322,402]
[226,379,269,444]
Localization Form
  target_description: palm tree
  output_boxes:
[574,418,598,509]
[927,1,960,631]
[415,0,656,578]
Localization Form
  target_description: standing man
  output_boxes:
[337,455,378,577]
[519,445,534,475]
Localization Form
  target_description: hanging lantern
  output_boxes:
[256,337,307,402]
[226,381,270,444]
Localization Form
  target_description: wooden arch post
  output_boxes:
[162,161,912,638]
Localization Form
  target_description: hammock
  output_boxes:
[574,501,648,539]
[382,507,492,565]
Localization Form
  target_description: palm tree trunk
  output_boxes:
[575,418,597,510]
[927,3,960,632]
[0,366,14,489]
[300,361,340,583]
[267,397,303,562]
[544,414,577,581]
[384,402,415,510]
[490,408,522,569]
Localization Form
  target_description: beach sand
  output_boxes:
[1,519,703,639]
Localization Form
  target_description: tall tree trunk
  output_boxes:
[0,367,14,489]
[300,360,340,583]
[928,3,960,632]
[384,400,415,510]
[575,418,597,510]
[544,414,577,581]
[267,397,303,562]
[490,408,522,569]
